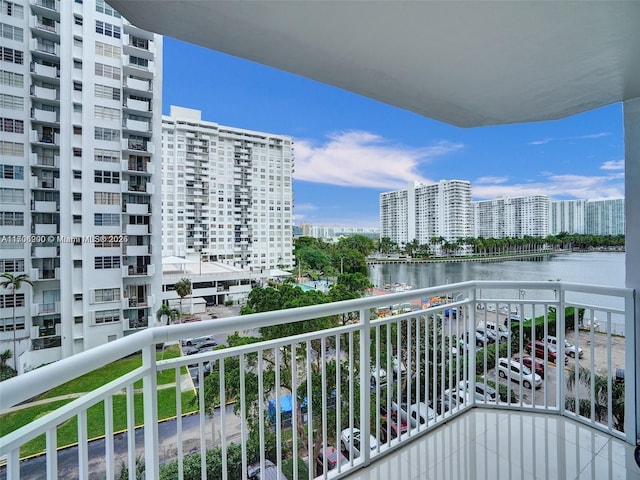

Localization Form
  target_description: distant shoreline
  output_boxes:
[367,250,561,265]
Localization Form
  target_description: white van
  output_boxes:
[477,321,511,340]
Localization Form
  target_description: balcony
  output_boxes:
[32,223,57,235]
[122,202,150,215]
[31,302,60,316]
[121,138,154,154]
[123,98,151,113]
[30,61,60,79]
[121,159,154,174]
[121,264,155,277]
[0,281,635,480]
[31,108,58,124]
[124,223,150,236]
[32,200,58,213]
[30,84,59,102]
[124,76,152,93]
[30,267,59,281]
[30,153,59,168]
[123,118,151,134]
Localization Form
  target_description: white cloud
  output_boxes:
[528,132,610,146]
[475,176,509,184]
[472,172,624,200]
[293,131,463,189]
[600,160,624,170]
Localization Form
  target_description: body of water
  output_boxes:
[369,252,627,334]
[368,252,624,290]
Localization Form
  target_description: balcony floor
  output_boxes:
[341,409,638,480]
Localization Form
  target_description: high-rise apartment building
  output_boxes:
[474,195,549,238]
[162,106,294,270]
[585,198,625,235]
[549,199,586,235]
[0,0,162,372]
[380,180,473,247]
[299,223,380,241]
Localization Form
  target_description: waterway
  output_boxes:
[368,252,626,333]
[368,252,624,290]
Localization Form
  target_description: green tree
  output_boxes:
[156,303,180,325]
[565,366,625,431]
[336,234,376,257]
[174,277,192,316]
[0,273,33,372]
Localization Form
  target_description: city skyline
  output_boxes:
[163,37,625,228]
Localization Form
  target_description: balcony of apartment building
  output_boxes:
[30,106,59,125]
[121,136,154,154]
[122,237,151,257]
[121,156,154,175]
[122,198,151,215]
[30,0,59,17]
[30,128,59,146]
[29,13,59,40]
[122,32,156,57]
[123,75,153,94]
[0,282,636,479]
[122,116,152,135]
[123,96,152,115]
[29,63,60,87]
[29,83,59,103]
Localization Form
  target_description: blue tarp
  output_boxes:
[267,395,308,427]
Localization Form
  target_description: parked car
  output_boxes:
[370,357,406,387]
[477,321,511,340]
[445,380,498,403]
[449,337,471,356]
[546,335,584,358]
[339,428,378,459]
[465,331,494,347]
[429,395,459,414]
[316,446,348,475]
[497,358,542,389]
[444,307,457,318]
[379,409,409,441]
[248,459,289,480]
[392,401,435,427]
[182,336,217,349]
[512,354,545,378]
[525,339,558,363]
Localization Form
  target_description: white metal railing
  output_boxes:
[0,281,633,480]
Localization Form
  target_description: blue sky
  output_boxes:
[163,38,625,228]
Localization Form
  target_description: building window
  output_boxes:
[95,20,120,38]
[93,288,120,303]
[73,215,82,224]
[0,293,24,308]
[74,15,83,26]
[74,316,83,324]
[94,148,119,163]
[0,117,24,133]
[95,40,120,58]
[0,94,23,110]
[94,192,120,205]
[0,258,24,273]
[94,127,119,142]
[0,23,23,41]
[94,213,120,226]
[94,256,120,269]
[0,315,24,331]
[94,63,121,80]
[0,70,23,87]
[128,56,148,68]
[73,193,82,201]
[1,1,24,19]
[73,260,82,268]
[73,170,81,179]
[94,170,120,184]
[0,187,23,204]
[0,47,23,65]
[0,164,23,180]
[0,211,23,226]
[74,293,82,301]
[73,81,82,91]
[94,309,120,324]
[95,0,120,18]
[94,83,121,101]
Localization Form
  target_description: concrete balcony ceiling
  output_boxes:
[109,1,640,127]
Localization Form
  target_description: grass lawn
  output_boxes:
[0,345,199,458]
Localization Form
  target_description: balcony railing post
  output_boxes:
[624,289,638,444]
[142,343,159,479]
[359,306,372,466]
[557,285,567,416]
[469,288,477,407]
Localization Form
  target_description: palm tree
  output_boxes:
[0,273,33,372]
[156,304,180,326]
[565,365,625,431]
[174,277,192,317]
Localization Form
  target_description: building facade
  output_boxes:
[549,199,586,235]
[299,223,380,241]
[380,180,473,247]
[161,106,294,270]
[0,0,163,372]
[585,198,625,235]
[474,195,549,238]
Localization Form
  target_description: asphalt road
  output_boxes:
[0,405,242,480]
